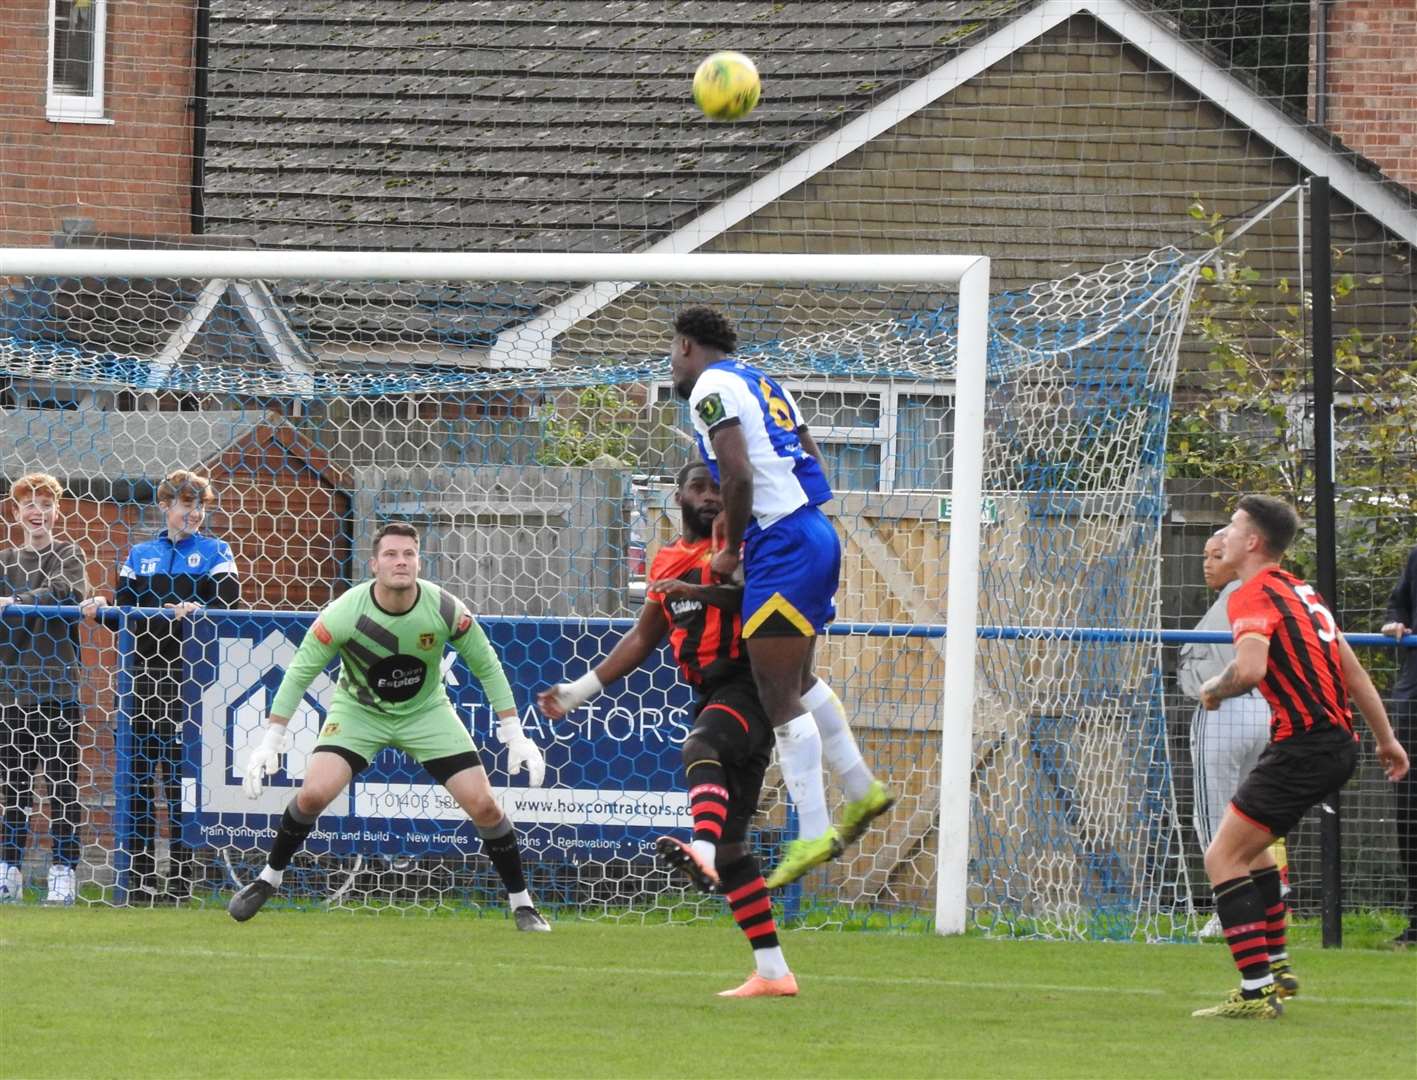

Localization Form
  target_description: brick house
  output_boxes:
[1,0,199,246]
[1310,0,1417,190]
[4,1,1412,379]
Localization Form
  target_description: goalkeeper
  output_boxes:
[229,522,550,932]
[538,462,797,998]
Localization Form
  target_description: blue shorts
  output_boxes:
[742,505,840,638]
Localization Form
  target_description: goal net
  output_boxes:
[0,247,1199,939]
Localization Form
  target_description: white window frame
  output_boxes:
[652,378,956,494]
[47,0,110,125]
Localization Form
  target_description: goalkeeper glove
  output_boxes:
[496,717,547,787]
[243,722,292,799]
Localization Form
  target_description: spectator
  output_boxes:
[0,472,103,905]
[1381,545,1417,947]
[1178,528,1279,938]
[116,470,240,903]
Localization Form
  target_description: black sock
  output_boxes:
[268,798,318,872]
[478,815,528,896]
[1215,875,1272,994]
[719,854,779,952]
[1251,866,1288,964]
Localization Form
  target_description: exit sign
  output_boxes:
[937,496,999,524]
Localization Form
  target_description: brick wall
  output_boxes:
[1311,0,1417,190]
[0,1,196,246]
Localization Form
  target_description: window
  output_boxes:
[893,393,954,492]
[652,380,955,494]
[48,0,108,123]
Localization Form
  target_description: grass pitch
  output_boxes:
[2,907,1413,1079]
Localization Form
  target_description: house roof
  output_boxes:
[205,0,1414,259]
[203,0,1044,252]
[9,0,1411,394]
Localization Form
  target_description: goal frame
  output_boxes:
[0,246,990,935]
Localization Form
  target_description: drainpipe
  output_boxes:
[1314,0,1333,127]
[189,0,211,235]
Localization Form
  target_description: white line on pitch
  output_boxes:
[2,938,1413,1009]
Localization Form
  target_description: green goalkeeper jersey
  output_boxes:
[270,578,515,721]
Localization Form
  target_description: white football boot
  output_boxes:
[45,864,77,905]
[0,861,23,903]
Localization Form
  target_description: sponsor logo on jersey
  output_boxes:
[368,654,427,702]
[321,721,341,736]
[696,392,726,426]
[669,597,703,618]
[312,620,333,645]
[418,632,436,650]
[140,558,159,575]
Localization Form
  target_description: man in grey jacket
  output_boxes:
[0,472,102,905]
[1178,528,1277,937]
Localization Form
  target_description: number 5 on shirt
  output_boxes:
[1293,583,1338,643]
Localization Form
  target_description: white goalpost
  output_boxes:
[1,245,1198,939]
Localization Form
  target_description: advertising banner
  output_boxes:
[180,612,693,861]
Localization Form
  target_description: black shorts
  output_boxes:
[1230,725,1359,838]
[693,676,775,846]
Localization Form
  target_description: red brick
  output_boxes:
[1312,0,1417,188]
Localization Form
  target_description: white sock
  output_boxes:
[259,865,283,887]
[508,889,532,910]
[802,678,874,801]
[754,945,790,980]
[691,839,718,867]
[776,713,831,838]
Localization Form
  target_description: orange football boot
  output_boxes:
[717,972,799,998]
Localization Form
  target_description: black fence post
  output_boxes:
[1311,175,1341,949]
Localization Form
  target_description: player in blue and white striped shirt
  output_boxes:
[671,307,894,888]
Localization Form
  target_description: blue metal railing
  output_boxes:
[6,603,1414,649]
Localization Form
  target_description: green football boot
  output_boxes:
[764,829,844,889]
[835,780,897,847]
[1192,984,1283,1020]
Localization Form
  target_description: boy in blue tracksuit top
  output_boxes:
[116,470,241,901]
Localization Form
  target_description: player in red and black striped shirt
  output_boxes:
[536,462,795,997]
[644,506,750,692]
[1192,495,1409,1020]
